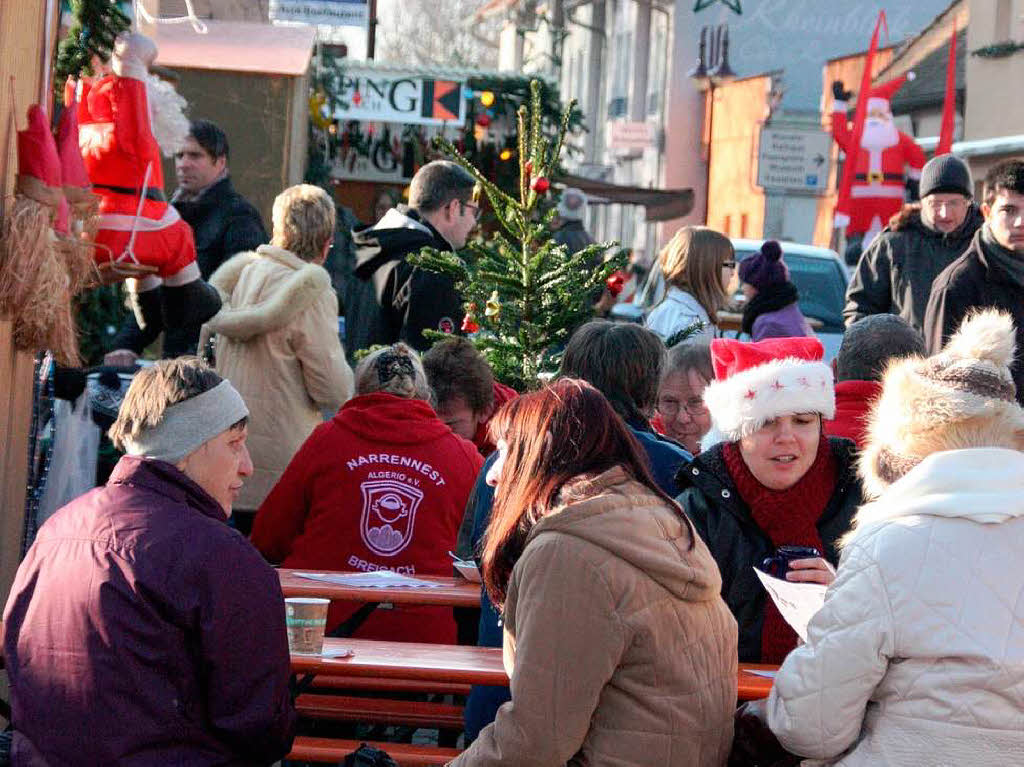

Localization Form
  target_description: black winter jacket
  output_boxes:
[924,227,1024,404]
[843,203,983,332]
[674,437,863,662]
[349,207,463,353]
[111,176,267,357]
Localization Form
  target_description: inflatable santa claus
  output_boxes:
[831,74,927,249]
[76,32,219,333]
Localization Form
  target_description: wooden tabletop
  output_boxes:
[292,637,507,686]
[737,663,777,701]
[292,637,778,699]
[277,569,482,608]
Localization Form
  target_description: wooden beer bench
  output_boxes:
[289,736,460,765]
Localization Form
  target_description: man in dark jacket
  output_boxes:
[925,159,1024,403]
[3,358,296,765]
[348,161,478,353]
[105,120,267,363]
[844,154,983,333]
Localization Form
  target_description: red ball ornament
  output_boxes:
[476,113,492,128]
[530,176,550,193]
[606,271,627,298]
[461,314,480,333]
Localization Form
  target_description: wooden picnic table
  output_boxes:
[277,569,482,609]
[291,637,778,700]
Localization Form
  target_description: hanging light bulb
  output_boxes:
[499,148,513,161]
[480,90,496,108]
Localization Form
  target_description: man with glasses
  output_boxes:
[844,154,983,334]
[926,159,1024,404]
[351,161,480,351]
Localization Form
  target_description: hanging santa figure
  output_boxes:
[75,31,220,334]
[831,74,927,252]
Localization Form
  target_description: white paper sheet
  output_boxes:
[294,571,444,588]
[753,568,827,642]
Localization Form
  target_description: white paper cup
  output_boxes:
[285,597,330,655]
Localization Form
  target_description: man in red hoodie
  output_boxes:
[826,314,924,447]
[252,344,482,644]
[422,337,518,456]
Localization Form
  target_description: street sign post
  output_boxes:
[756,127,831,194]
[270,0,369,28]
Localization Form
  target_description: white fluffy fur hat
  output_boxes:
[860,309,1024,498]
[701,336,834,448]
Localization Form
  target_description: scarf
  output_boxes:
[722,437,835,663]
[979,223,1024,287]
[741,281,800,336]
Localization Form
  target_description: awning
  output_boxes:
[558,173,694,222]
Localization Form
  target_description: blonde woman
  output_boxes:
[646,226,736,342]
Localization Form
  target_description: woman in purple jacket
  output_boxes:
[739,241,813,341]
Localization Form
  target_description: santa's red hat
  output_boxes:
[866,72,914,115]
[702,336,834,444]
[17,105,62,206]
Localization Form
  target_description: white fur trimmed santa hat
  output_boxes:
[701,336,834,448]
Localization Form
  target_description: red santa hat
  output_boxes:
[702,336,834,445]
[866,72,915,115]
[16,105,62,207]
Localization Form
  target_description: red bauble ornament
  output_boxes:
[531,176,550,193]
[461,314,480,333]
[476,113,492,128]
[606,271,627,297]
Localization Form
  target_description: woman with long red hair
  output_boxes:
[451,379,737,767]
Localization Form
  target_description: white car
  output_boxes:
[612,238,848,360]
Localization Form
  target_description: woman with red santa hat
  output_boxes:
[675,336,864,663]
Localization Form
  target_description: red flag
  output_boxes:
[835,10,887,227]
[936,20,957,156]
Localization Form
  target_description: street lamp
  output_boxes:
[690,24,737,226]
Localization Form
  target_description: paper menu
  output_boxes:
[753,568,827,642]
[294,571,443,588]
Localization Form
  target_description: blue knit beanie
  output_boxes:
[739,240,789,292]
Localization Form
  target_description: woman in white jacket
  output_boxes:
[765,309,1024,766]
[645,226,735,343]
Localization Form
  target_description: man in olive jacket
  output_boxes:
[844,154,982,333]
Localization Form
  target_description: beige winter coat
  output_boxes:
[201,245,353,509]
[454,467,737,767]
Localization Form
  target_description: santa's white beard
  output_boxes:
[861,117,899,150]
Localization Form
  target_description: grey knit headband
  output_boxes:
[122,380,249,463]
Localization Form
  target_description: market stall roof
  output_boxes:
[558,173,694,222]
[153,20,316,76]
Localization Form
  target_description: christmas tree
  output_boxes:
[55,0,131,90]
[409,80,623,391]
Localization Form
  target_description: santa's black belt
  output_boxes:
[92,183,167,202]
[854,172,904,182]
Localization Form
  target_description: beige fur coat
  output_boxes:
[201,245,353,510]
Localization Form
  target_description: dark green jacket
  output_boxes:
[674,437,862,662]
[844,203,984,332]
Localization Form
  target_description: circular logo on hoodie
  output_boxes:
[438,317,455,334]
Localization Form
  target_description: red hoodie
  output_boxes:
[252,392,483,643]
[824,379,881,448]
[472,381,520,456]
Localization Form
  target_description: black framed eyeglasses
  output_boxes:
[721,260,737,269]
[460,201,481,221]
[657,397,707,417]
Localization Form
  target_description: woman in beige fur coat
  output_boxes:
[766,309,1024,766]
[201,185,353,525]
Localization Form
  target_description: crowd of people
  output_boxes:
[3,114,1024,765]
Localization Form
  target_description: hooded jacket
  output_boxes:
[843,203,984,332]
[453,467,738,767]
[201,245,354,510]
[924,227,1024,404]
[824,379,882,448]
[251,392,482,643]
[675,438,862,662]
[349,206,463,353]
[3,457,296,766]
[767,448,1024,766]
